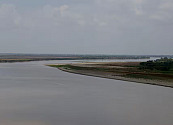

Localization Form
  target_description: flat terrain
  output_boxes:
[0,54,151,63]
[49,62,173,88]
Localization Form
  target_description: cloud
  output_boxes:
[149,1,173,21]
[0,4,21,29]
[0,1,173,54]
[160,1,173,10]
[59,5,69,16]
[0,4,16,18]
[133,0,145,15]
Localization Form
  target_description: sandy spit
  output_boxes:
[58,67,173,88]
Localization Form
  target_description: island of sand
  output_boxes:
[48,60,173,88]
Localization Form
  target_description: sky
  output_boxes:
[0,0,173,55]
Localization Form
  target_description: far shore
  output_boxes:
[48,62,173,88]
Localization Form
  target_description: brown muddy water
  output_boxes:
[0,60,172,125]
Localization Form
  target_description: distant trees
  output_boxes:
[140,57,173,71]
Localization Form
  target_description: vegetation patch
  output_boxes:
[139,57,173,71]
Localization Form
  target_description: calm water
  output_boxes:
[0,60,172,125]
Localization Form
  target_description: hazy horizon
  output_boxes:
[0,0,173,55]
[0,53,172,56]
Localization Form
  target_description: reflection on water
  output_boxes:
[0,60,172,125]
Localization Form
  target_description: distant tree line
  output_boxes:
[140,57,173,71]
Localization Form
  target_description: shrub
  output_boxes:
[139,58,173,71]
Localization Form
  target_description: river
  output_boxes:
[0,60,172,125]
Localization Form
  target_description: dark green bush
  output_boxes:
[140,58,173,71]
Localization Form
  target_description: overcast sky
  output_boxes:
[0,0,172,55]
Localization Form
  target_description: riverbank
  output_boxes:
[0,54,151,63]
[48,62,173,88]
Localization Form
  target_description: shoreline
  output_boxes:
[48,62,173,88]
[57,67,173,88]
